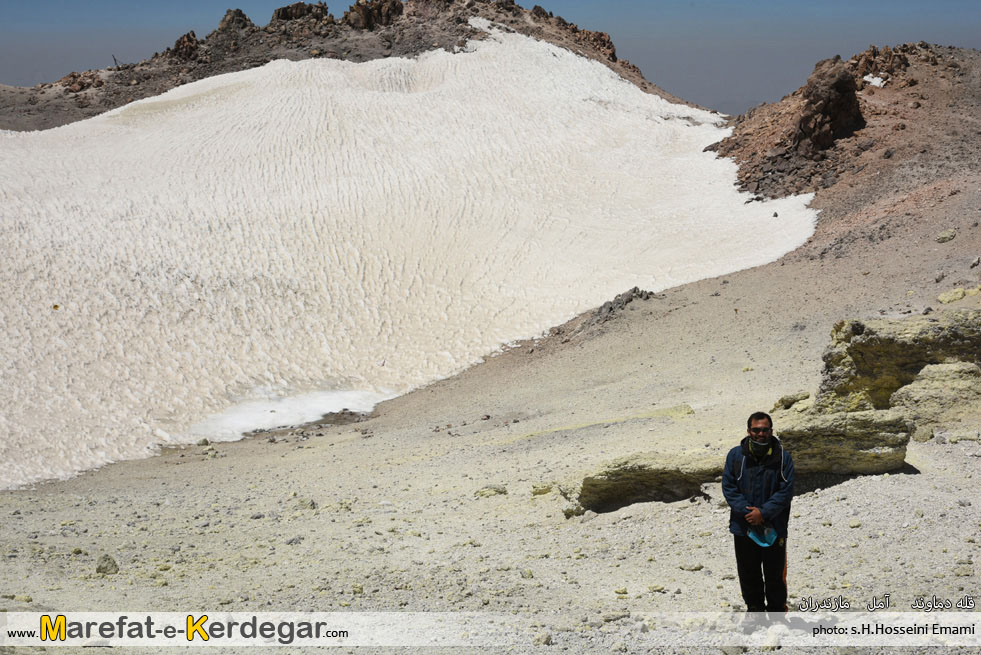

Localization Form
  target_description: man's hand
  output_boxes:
[745,506,763,526]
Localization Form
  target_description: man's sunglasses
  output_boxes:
[749,427,772,435]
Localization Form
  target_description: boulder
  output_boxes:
[814,311,981,412]
[773,409,911,474]
[772,391,810,412]
[560,454,720,515]
[96,554,119,575]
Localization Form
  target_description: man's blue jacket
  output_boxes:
[722,435,795,538]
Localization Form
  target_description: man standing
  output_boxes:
[722,411,795,613]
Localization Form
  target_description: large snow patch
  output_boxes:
[0,22,816,488]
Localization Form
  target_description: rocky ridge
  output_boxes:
[707,42,981,200]
[0,0,689,132]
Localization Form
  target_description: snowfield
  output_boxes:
[0,20,816,488]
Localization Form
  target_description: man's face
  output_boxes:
[747,418,773,444]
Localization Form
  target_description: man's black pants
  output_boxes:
[733,535,787,612]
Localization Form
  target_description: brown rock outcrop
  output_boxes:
[217,8,256,31]
[853,44,910,78]
[343,0,403,30]
[272,2,333,21]
[166,31,201,61]
[793,56,864,156]
[705,41,963,200]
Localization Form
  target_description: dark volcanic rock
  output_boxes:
[343,0,403,30]
[794,56,864,155]
[273,2,332,21]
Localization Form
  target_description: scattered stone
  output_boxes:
[614,587,628,595]
[772,391,810,411]
[14,595,32,603]
[532,632,552,645]
[474,484,507,498]
[679,563,703,571]
[588,286,654,327]
[196,438,210,446]
[970,256,980,269]
[604,611,630,622]
[938,288,966,304]
[286,536,304,545]
[531,484,553,496]
[849,520,861,528]
[96,554,119,575]
[520,569,534,579]
[936,229,957,243]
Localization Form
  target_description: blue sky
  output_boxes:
[2,0,979,114]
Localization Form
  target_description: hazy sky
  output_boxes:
[2,0,979,115]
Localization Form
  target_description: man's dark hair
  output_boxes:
[747,411,773,429]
